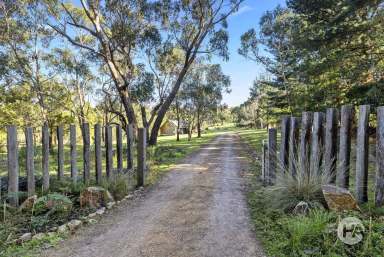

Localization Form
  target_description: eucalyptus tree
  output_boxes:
[46,0,243,145]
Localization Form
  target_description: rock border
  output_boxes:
[15,187,145,245]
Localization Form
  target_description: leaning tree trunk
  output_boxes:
[149,64,190,146]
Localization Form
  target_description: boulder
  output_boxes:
[322,184,360,212]
[80,187,114,209]
[106,202,115,209]
[293,201,310,215]
[67,219,82,231]
[34,193,72,216]
[95,207,106,215]
[17,233,32,244]
[19,195,37,211]
[57,224,69,234]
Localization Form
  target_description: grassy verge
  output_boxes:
[236,127,384,257]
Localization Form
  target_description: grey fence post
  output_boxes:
[42,123,50,191]
[116,124,123,173]
[70,124,77,183]
[57,126,64,180]
[25,127,35,197]
[127,124,134,170]
[137,128,146,187]
[261,139,267,184]
[289,117,300,176]
[337,105,353,188]
[324,108,338,183]
[376,106,384,207]
[7,125,19,206]
[105,125,113,178]
[300,112,313,175]
[94,124,102,184]
[310,112,324,175]
[279,116,290,171]
[267,128,277,185]
[356,105,370,204]
[83,123,90,183]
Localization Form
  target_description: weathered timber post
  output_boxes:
[25,127,35,196]
[105,125,113,178]
[310,112,324,175]
[57,126,64,180]
[7,125,19,206]
[70,124,78,183]
[279,116,290,171]
[356,105,370,204]
[116,124,123,173]
[337,105,354,188]
[376,107,384,207]
[42,123,50,191]
[267,128,277,185]
[299,112,313,175]
[289,117,300,176]
[137,128,146,187]
[324,108,338,183]
[261,139,267,184]
[127,124,134,170]
[83,123,90,183]
[94,124,102,184]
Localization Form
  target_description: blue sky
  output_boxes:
[218,0,285,106]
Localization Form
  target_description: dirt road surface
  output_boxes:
[41,133,265,257]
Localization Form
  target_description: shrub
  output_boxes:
[101,173,131,200]
[33,193,72,217]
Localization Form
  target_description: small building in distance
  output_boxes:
[159,119,188,136]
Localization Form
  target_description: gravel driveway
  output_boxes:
[41,133,265,257]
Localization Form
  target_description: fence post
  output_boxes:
[105,125,113,178]
[261,139,267,184]
[94,124,102,184]
[7,125,19,206]
[310,112,324,175]
[137,128,146,187]
[356,105,370,204]
[324,108,338,183]
[57,126,64,180]
[25,127,35,197]
[267,128,277,185]
[300,112,313,175]
[83,123,90,183]
[70,124,77,183]
[116,124,123,173]
[289,117,300,176]
[279,116,290,171]
[127,124,134,170]
[337,105,353,188]
[376,106,384,207]
[42,123,50,191]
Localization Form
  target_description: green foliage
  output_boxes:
[101,173,131,201]
[33,193,72,217]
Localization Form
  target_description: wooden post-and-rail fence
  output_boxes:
[1,123,147,207]
[262,104,384,207]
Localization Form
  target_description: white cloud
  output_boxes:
[232,5,254,17]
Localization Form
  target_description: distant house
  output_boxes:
[159,119,188,135]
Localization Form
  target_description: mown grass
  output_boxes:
[236,127,384,257]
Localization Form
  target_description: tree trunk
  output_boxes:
[140,105,149,141]
[197,109,201,138]
[149,65,190,145]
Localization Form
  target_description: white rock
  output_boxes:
[47,232,56,237]
[57,224,68,234]
[125,194,134,200]
[96,207,105,215]
[106,202,115,209]
[116,201,121,204]
[32,233,45,240]
[88,219,97,224]
[67,219,82,231]
[19,233,32,243]
[88,212,97,218]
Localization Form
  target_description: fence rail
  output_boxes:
[262,104,384,207]
[0,123,146,207]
